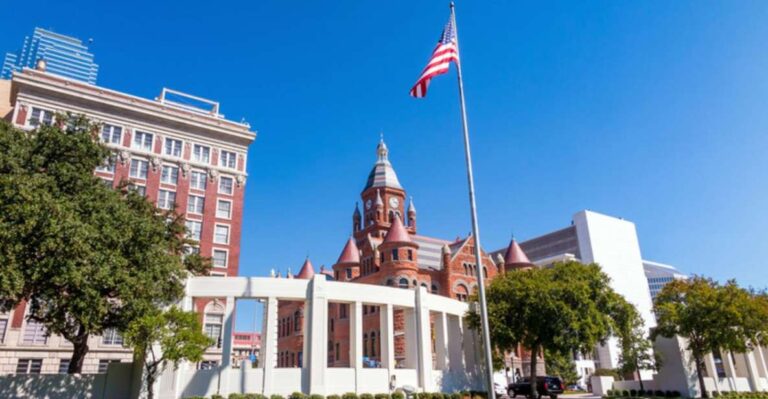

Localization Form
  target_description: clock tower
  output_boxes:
[356,139,412,241]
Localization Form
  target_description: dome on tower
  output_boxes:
[364,139,402,191]
[337,237,361,264]
[296,258,316,279]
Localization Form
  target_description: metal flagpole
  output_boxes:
[450,3,496,399]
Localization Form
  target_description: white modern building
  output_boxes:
[643,261,687,300]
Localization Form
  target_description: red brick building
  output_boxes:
[277,139,542,375]
[0,67,255,374]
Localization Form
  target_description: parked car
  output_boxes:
[508,376,564,399]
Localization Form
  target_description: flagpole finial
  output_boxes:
[450,1,455,9]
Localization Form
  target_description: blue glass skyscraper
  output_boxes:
[1,27,98,84]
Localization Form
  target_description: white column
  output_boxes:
[447,314,465,373]
[742,350,761,392]
[434,312,449,371]
[414,286,433,391]
[723,351,737,391]
[218,296,236,395]
[755,344,768,384]
[351,301,364,393]
[380,303,395,373]
[261,297,278,395]
[705,353,721,395]
[308,275,329,394]
[404,308,419,369]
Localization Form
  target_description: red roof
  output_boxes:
[296,258,316,279]
[337,237,360,264]
[504,239,532,265]
[383,216,412,244]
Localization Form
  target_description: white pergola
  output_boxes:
[158,275,484,398]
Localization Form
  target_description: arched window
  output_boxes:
[370,332,377,357]
[363,333,369,357]
[431,284,438,294]
[398,278,409,289]
[420,283,428,290]
[294,311,301,332]
[483,266,488,278]
[456,284,469,302]
[203,301,224,347]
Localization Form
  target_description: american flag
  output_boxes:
[410,16,460,98]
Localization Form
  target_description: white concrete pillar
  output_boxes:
[308,275,329,394]
[218,296,236,395]
[351,301,363,393]
[261,297,279,395]
[741,350,762,392]
[434,312,449,370]
[404,308,419,369]
[415,286,433,391]
[380,303,395,372]
[705,353,721,395]
[723,351,737,391]
[755,344,768,382]
[447,314,465,373]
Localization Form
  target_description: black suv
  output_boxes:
[508,376,564,399]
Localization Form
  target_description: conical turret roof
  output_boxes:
[504,239,533,268]
[337,237,360,264]
[296,258,316,279]
[383,216,412,244]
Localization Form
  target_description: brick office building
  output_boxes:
[276,140,543,375]
[0,66,255,374]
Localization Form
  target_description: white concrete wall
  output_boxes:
[573,211,657,369]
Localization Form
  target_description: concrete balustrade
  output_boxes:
[160,275,482,398]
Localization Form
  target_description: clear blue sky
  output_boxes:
[3,1,767,299]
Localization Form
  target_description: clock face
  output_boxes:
[365,199,372,210]
[389,197,400,208]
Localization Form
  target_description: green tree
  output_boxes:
[543,349,579,387]
[0,117,208,373]
[467,261,626,399]
[124,307,212,399]
[652,277,765,398]
[613,301,660,391]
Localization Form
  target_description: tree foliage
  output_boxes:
[614,301,660,391]
[543,349,579,386]
[124,307,212,399]
[0,117,209,373]
[467,261,630,398]
[651,277,768,398]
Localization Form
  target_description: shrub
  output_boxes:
[450,393,462,399]
[213,395,225,399]
[310,395,325,399]
[671,392,681,398]
[430,393,444,399]
[229,395,245,399]
[621,390,629,397]
[391,393,404,399]
[290,393,306,399]
[360,394,374,399]
[630,390,637,397]
[271,395,285,399]
[342,393,359,399]
[375,394,391,399]
[328,396,341,399]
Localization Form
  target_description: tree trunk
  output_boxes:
[67,330,90,374]
[529,345,539,399]
[637,367,644,392]
[693,352,708,399]
[146,364,158,399]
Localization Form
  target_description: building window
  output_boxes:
[219,176,234,195]
[132,131,153,151]
[164,138,183,157]
[190,171,207,190]
[214,225,230,244]
[161,165,179,185]
[391,249,399,261]
[58,358,70,374]
[431,284,438,294]
[129,159,149,179]
[363,333,369,357]
[198,360,218,370]
[220,150,237,169]
[330,319,334,332]
[0,318,6,343]
[455,284,469,302]
[294,311,301,332]
[28,107,54,127]
[188,195,205,214]
[345,268,352,279]
[101,124,122,145]
[16,358,42,374]
[407,249,413,261]
[339,304,348,319]
[398,278,409,289]
[370,332,376,357]
[96,157,115,174]
[203,314,223,344]
[130,184,146,197]
[98,359,120,373]
[157,190,176,210]
[192,144,210,164]
[335,343,340,361]
[102,328,124,346]
[216,200,232,219]
[185,220,202,242]
[22,319,47,345]
[212,250,227,268]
